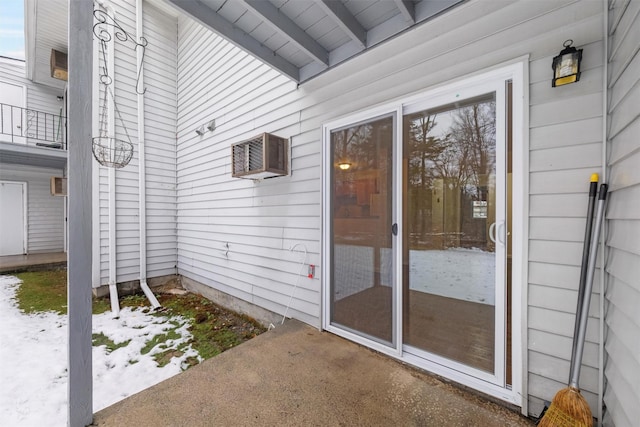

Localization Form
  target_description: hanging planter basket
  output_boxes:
[92,136,134,169]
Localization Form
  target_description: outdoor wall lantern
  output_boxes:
[338,162,351,170]
[552,39,583,87]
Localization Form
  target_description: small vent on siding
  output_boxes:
[231,133,288,179]
[50,49,68,81]
[50,177,67,196]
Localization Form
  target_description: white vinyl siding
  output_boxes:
[29,0,67,90]
[603,2,640,426]
[0,164,65,253]
[175,0,604,415]
[142,2,178,279]
[96,0,177,285]
[0,58,65,144]
[113,0,141,282]
[527,35,605,414]
[0,58,65,254]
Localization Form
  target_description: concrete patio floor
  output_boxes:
[92,320,534,427]
[0,252,66,274]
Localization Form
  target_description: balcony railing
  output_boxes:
[0,103,67,150]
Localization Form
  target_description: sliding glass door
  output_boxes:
[328,113,396,347]
[402,90,506,383]
[323,65,521,397]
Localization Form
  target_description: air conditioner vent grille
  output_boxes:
[50,49,68,81]
[231,133,288,179]
[50,177,67,196]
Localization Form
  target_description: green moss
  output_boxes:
[189,324,240,359]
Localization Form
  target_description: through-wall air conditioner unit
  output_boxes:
[50,49,68,81]
[50,177,67,196]
[231,133,288,179]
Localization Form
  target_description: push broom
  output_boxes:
[570,174,599,381]
[539,182,608,427]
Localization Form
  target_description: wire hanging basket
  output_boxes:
[92,136,134,169]
[92,8,147,170]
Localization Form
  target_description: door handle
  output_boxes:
[489,222,506,245]
[392,223,398,236]
[497,222,506,246]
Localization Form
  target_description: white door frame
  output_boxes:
[0,180,28,255]
[321,61,527,407]
[0,80,27,144]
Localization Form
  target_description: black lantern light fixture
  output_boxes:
[552,39,583,87]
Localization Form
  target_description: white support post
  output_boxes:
[106,6,120,316]
[67,0,94,425]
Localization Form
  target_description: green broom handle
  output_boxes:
[570,183,608,389]
[569,174,599,381]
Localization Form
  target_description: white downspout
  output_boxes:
[598,0,608,425]
[92,31,101,289]
[136,0,160,309]
[107,5,120,316]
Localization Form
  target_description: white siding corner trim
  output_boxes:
[603,1,640,425]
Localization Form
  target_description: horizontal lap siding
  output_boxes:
[176,0,604,413]
[142,2,178,279]
[0,164,65,253]
[603,1,640,426]
[0,59,65,253]
[110,0,140,283]
[176,15,319,326]
[0,58,63,114]
[97,0,177,284]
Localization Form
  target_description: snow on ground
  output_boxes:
[409,248,495,305]
[0,275,200,427]
[335,245,495,305]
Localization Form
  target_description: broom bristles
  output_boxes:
[538,386,593,427]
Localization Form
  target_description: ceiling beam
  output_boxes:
[243,0,329,66]
[166,0,299,82]
[315,0,366,49]
[394,0,415,24]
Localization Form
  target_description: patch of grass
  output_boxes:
[189,322,241,359]
[14,269,118,315]
[14,270,68,314]
[92,298,111,315]
[140,321,182,355]
[153,349,184,368]
[92,332,131,353]
[120,294,150,309]
[12,269,267,368]
[155,293,266,360]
